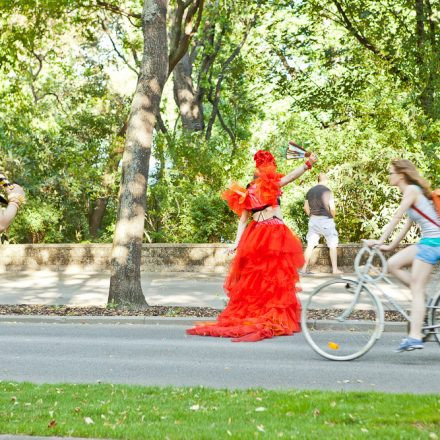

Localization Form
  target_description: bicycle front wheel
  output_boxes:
[302,278,384,361]
[428,292,440,345]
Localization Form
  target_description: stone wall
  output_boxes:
[0,243,437,297]
[0,242,425,273]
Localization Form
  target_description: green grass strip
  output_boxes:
[0,382,439,439]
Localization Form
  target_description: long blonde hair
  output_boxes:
[391,159,432,199]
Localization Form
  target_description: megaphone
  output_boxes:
[0,175,12,206]
[0,174,13,189]
[285,141,312,160]
[0,174,19,206]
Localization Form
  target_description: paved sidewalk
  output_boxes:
[0,271,418,309]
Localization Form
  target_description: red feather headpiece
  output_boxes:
[253,150,276,168]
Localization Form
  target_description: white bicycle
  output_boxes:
[301,246,440,361]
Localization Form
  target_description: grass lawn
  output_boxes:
[0,382,439,439]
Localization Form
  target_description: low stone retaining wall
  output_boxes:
[0,243,437,294]
[0,242,430,273]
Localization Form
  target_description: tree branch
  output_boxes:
[156,112,168,135]
[332,0,410,82]
[273,48,298,77]
[205,16,255,140]
[415,0,425,65]
[100,19,140,75]
[216,107,236,147]
[425,0,437,48]
[377,0,412,35]
[96,1,141,20]
[196,22,225,101]
[30,50,44,80]
[168,0,205,76]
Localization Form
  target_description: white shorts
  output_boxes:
[306,216,339,248]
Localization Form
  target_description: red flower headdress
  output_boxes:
[253,150,276,169]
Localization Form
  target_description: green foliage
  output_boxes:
[1,1,439,244]
[8,199,63,243]
[146,133,250,243]
[0,1,131,242]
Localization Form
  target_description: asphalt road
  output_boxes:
[0,322,439,394]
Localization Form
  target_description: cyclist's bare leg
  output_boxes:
[409,259,433,340]
[387,245,418,287]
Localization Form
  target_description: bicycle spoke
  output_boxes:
[302,279,383,361]
[429,293,440,345]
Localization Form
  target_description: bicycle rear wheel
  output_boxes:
[301,278,384,361]
[428,292,440,345]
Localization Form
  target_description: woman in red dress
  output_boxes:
[187,150,317,342]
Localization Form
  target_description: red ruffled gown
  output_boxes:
[186,164,304,342]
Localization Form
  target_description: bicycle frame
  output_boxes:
[354,247,440,334]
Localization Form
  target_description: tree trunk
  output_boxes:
[89,197,109,239]
[173,52,204,131]
[108,0,168,307]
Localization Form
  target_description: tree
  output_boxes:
[108,0,204,307]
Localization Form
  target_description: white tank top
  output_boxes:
[406,185,440,238]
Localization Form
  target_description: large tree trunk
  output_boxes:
[173,52,204,131]
[108,0,168,307]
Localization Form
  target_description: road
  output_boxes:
[0,322,439,394]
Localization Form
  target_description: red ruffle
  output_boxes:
[221,165,284,216]
[254,164,284,207]
[186,219,304,342]
[221,182,247,216]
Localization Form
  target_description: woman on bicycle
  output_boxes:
[366,159,440,352]
[187,150,317,342]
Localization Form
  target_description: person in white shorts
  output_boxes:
[301,173,342,274]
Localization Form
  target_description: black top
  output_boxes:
[305,184,333,218]
[247,182,281,213]
[250,198,281,213]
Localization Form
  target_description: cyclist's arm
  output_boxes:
[377,186,419,244]
[385,218,413,250]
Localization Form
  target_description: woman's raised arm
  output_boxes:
[279,153,318,187]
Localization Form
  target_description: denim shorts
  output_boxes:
[416,244,440,265]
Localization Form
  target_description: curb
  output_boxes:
[0,314,408,332]
[0,315,208,326]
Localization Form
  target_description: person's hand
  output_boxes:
[379,244,394,252]
[363,239,382,248]
[6,184,26,206]
[5,183,24,197]
[227,245,237,256]
[308,153,318,165]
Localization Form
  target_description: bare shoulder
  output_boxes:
[402,185,421,204]
[403,185,421,197]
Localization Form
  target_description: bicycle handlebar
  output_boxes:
[354,245,387,283]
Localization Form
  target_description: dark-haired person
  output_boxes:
[187,150,317,342]
[366,159,440,352]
